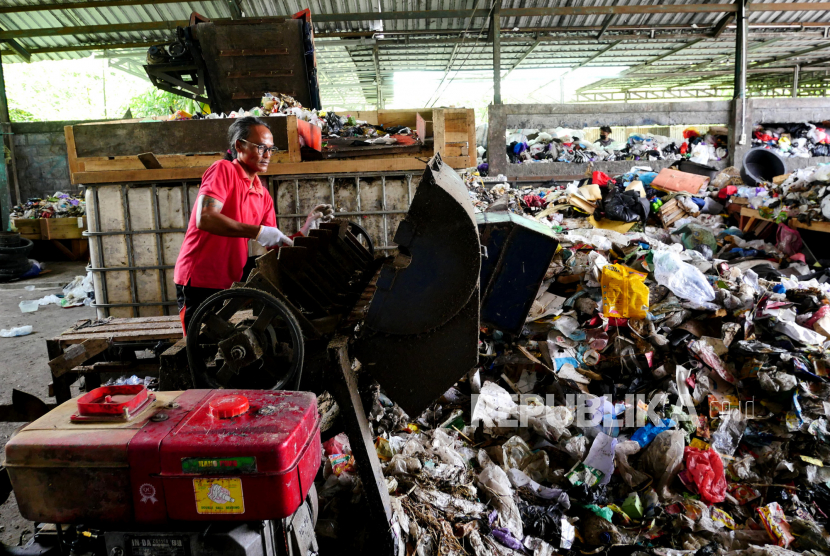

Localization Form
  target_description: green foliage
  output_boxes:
[128,88,205,118]
[9,107,38,122]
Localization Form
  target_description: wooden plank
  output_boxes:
[71,156,473,184]
[63,126,79,185]
[285,115,301,162]
[416,112,427,142]
[377,109,433,129]
[61,322,182,335]
[70,116,292,158]
[432,109,446,159]
[444,130,470,143]
[789,218,830,234]
[355,110,379,125]
[58,329,183,345]
[466,109,476,168]
[44,217,86,240]
[57,316,181,338]
[78,153,295,172]
[51,239,78,261]
[48,338,110,378]
[13,219,41,240]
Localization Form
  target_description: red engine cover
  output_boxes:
[156,390,320,522]
[5,388,320,525]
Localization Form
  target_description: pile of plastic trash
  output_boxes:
[314,162,830,556]
[11,192,85,219]
[752,123,830,158]
[505,127,729,165]
[767,165,830,226]
[166,93,416,144]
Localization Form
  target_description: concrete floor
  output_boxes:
[0,261,94,546]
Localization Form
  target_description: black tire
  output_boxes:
[0,233,20,247]
[0,257,31,273]
[0,238,33,256]
[0,253,28,266]
[0,261,32,282]
[186,288,305,390]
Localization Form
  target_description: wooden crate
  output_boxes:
[12,219,42,240]
[66,115,302,185]
[46,315,183,403]
[14,217,86,243]
[658,199,690,229]
[66,108,476,184]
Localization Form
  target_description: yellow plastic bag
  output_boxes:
[601,264,649,320]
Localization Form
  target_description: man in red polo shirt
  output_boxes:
[174,116,332,333]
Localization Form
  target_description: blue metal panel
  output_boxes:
[477,211,559,335]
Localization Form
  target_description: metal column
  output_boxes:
[733,0,748,145]
[492,3,502,105]
[373,44,384,109]
[0,54,11,232]
[793,64,800,98]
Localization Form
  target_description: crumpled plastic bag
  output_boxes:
[477,450,523,539]
[614,440,652,488]
[61,271,95,307]
[601,263,649,320]
[598,188,649,223]
[710,408,745,456]
[473,382,573,441]
[683,447,727,503]
[776,224,803,258]
[653,250,716,305]
[641,429,685,500]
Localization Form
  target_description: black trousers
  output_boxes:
[176,283,222,335]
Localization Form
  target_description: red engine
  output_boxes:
[5,386,320,526]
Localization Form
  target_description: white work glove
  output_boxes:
[256,226,293,248]
[300,204,335,235]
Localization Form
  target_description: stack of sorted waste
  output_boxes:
[313,158,830,556]
[165,92,418,146]
[11,192,85,219]
[505,127,729,165]
[752,123,830,158]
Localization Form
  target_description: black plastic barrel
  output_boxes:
[741,147,786,187]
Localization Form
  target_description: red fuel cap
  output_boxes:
[209,395,249,419]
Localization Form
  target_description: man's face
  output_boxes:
[600,130,609,140]
[237,125,274,173]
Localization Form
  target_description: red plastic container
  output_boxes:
[5,388,320,525]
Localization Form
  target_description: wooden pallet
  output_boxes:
[65,108,476,184]
[46,315,183,403]
[658,198,690,229]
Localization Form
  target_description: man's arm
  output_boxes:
[195,194,261,238]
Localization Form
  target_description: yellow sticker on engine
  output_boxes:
[193,478,245,514]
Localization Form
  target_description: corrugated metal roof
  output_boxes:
[2,0,830,107]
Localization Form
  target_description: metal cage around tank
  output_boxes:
[83,171,419,319]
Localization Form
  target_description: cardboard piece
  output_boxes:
[651,168,709,195]
[568,194,597,214]
[578,183,602,201]
[588,215,635,233]
[625,180,646,198]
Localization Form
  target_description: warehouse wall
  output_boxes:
[11,121,76,202]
